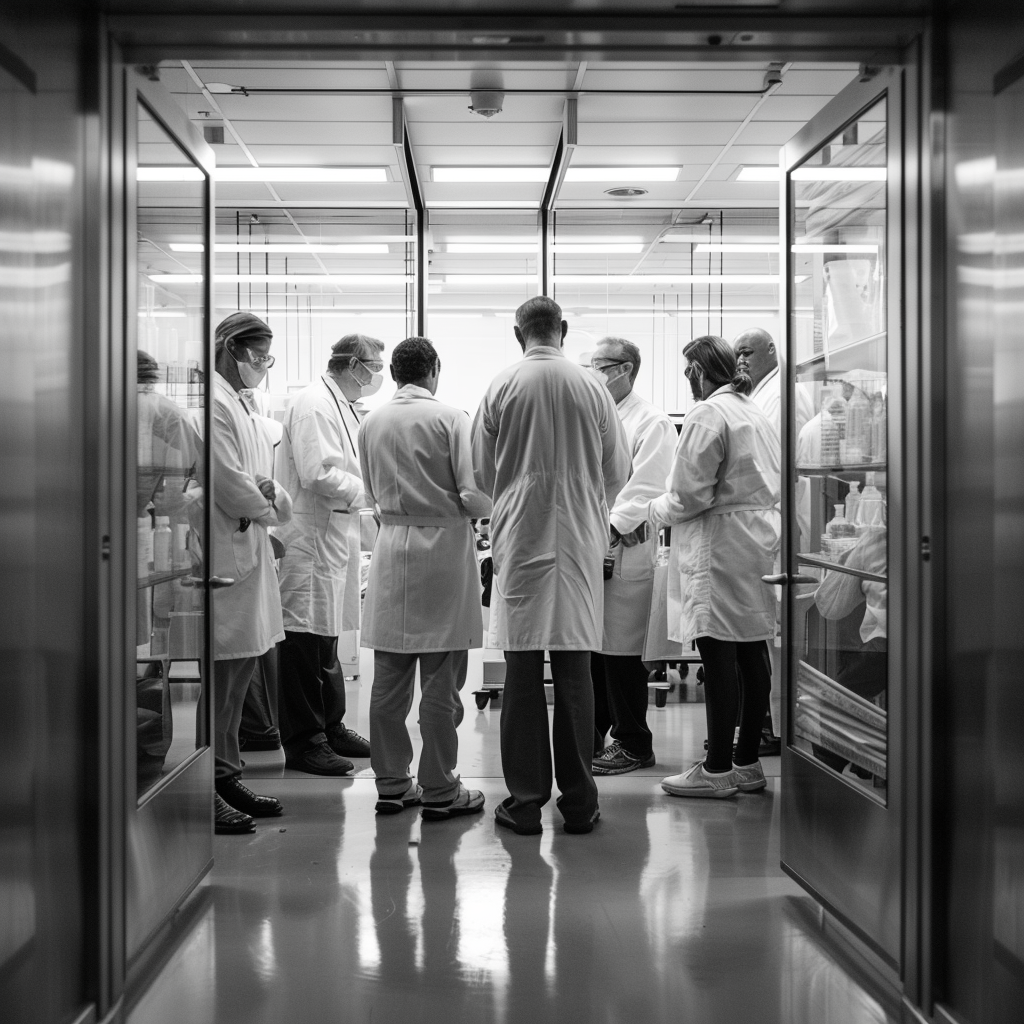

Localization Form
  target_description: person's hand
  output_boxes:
[255,475,276,503]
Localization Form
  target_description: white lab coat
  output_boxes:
[601,390,677,656]
[359,385,492,653]
[275,375,365,638]
[472,347,630,651]
[649,386,781,645]
[204,373,292,661]
[750,364,815,442]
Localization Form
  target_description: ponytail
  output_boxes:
[731,367,753,396]
[683,334,750,394]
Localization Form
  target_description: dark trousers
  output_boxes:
[239,647,281,744]
[207,656,257,781]
[591,652,653,758]
[500,650,598,830]
[277,630,347,758]
[695,637,772,772]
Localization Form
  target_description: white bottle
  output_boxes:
[846,389,872,461]
[154,516,173,572]
[859,472,886,526]
[173,523,190,569]
[845,481,862,523]
[137,516,154,578]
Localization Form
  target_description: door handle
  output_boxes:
[761,572,818,585]
[187,575,236,588]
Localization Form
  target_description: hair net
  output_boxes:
[215,311,272,353]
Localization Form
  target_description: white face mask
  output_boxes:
[354,359,384,398]
[236,357,267,389]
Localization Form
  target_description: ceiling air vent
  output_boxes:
[604,187,648,198]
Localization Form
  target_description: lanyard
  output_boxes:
[322,375,359,454]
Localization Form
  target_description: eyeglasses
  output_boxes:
[244,347,276,369]
[357,357,385,374]
[683,362,701,380]
[590,359,628,374]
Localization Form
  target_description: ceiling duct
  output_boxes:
[469,90,504,118]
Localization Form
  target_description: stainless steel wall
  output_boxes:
[939,3,1024,1022]
[0,9,95,1024]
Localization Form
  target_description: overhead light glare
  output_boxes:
[432,167,548,183]
[445,243,538,253]
[736,166,780,182]
[217,167,388,183]
[169,242,391,254]
[552,243,645,254]
[554,274,780,285]
[150,274,413,284]
[791,244,879,253]
[694,243,779,254]
[564,167,679,182]
[440,275,539,285]
[427,201,540,209]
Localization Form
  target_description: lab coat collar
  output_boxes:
[523,345,564,359]
[616,387,642,412]
[395,383,436,400]
[708,383,738,401]
[215,371,253,412]
[751,364,779,398]
[321,373,360,414]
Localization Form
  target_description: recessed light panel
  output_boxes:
[431,168,549,183]
[565,168,679,182]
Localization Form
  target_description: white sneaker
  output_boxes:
[661,761,739,799]
[732,761,767,793]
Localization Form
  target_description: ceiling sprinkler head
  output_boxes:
[469,91,504,118]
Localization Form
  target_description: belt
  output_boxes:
[705,503,777,516]
[378,512,467,528]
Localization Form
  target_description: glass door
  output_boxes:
[125,70,217,963]
[779,67,904,966]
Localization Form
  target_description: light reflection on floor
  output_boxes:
[128,652,896,1024]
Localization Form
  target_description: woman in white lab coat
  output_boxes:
[649,335,781,799]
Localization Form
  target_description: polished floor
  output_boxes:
[131,651,898,1024]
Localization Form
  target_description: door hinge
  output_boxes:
[920,536,931,561]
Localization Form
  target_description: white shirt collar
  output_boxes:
[751,364,780,397]
[396,383,435,399]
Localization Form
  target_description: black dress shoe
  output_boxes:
[216,777,284,817]
[215,794,256,834]
[328,726,371,759]
[285,741,354,777]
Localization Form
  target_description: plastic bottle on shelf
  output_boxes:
[846,388,872,461]
[173,523,190,569]
[845,480,862,523]
[154,516,172,572]
[137,516,153,578]
[859,472,886,526]
[825,504,857,559]
[820,405,840,466]
[870,394,887,463]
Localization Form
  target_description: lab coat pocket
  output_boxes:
[230,525,259,581]
[618,535,656,582]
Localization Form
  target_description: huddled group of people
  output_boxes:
[208,297,785,837]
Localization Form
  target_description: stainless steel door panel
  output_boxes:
[126,747,214,959]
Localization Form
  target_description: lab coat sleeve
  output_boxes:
[288,402,365,508]
[609,415,678,535]
[795,381,815,438]
[211,399,276,521]
[648,416,725,527]
[471,391,498,498]
[600,392,631,508]
[251,482,293,529]
[357,428,377,509]
[451,412,492,518]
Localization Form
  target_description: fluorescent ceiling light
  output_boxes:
[445,243,539,253]
[150,274,412,284]
[554,274,780,285]
[552,243,645,254]
[564,167,679,182]
[168,242,391,254]
[791,167,886,181]
[217,167,388,183]
[440,275,539,285]
[791,244,879,253]
[432,167,549,183]
[138,167,204,182]
[694,243,779,254]
[662,233,779,244]
[736,166,779,182]
[445,236,538,244]
[427,201,540,209]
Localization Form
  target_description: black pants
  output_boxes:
[591,653,653,758]
[277,630,347,758]
[500,650,598,830]
[695,636,772,772]
[239,647,281,744]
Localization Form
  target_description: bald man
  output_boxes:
[733,328,814,753]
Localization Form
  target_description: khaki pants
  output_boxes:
[370,650,468,803]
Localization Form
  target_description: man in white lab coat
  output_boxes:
[588,337,677,776]
[275,335,382,776]
[472,297,630,836]
[733,328,814,752]
[205,313,293,834]
[359,337,492,820]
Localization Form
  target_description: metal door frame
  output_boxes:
[778,65,908,968]
[118,62,217,971]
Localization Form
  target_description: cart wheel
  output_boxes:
[655,689,668,709]
[474,692,490,710]
[488,689,500,702]
[696,665,705,685]
[647,665,668,683]
[678,662,689,679]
